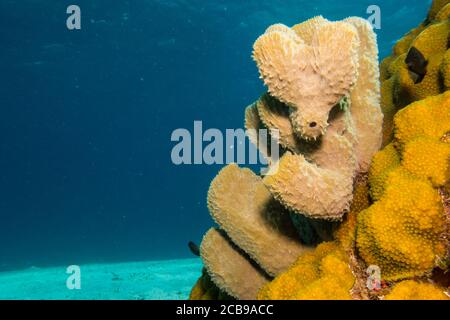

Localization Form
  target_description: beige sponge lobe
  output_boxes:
[255,93,304,153]
[253,20,360,140]
[343,17,383,172]
[207,164,312,276]
[200,228,270,300]
[292,16,329,44]
[264,152,354,220]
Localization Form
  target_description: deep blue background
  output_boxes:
[0,0,430,271]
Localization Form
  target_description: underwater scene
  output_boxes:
[0,0,449,301]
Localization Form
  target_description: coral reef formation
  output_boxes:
[379,0,450,145]
[191,0,450,301]
[356,92,450,281]
[384,280,448,300]
[257,242,355,300]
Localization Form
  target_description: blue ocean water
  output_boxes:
[0,0,430,272]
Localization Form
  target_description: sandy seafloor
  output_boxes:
[0,258,203,300]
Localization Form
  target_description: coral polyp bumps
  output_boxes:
[192,0,450,300]
[357,93,450,282]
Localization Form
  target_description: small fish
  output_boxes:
[188,241,200,256]
[405,46,428,84]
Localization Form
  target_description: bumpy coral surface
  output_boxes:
[356,92,449,281]
[384,280,449,300]
[379,0,450,145]
[258,242,355,300]
[357,168,447,280]
[394,91,450,149]
[367,143,400,201]
[334,178,370,251]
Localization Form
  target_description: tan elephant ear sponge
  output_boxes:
[252,27,311,106]
[311,22,360,100]
[244,102,267,159]
[292,16,329,44]
[343,17,383,173]
[200,228,270,300]
[207,163,312,276]
[263,150,354,220]
[252,21,359,113]
[255,93,305,153]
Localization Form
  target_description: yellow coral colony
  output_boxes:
[258,242,355,300]
[356,92,450,282]
[385,280,448,300]
[380,0,450,145]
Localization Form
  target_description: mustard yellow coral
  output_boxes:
[394,90,450,147]
[357,92,450,281]
[392,25,425,57]
[356,0,450,280]
[440,50,450,90]
[368,143,400,201]
[428,0,450,21]
[409,21,449,59]
[335,178,370,250]
[402,136,450,187]
[258,242,355,300]
[435,3,450,21]
[357,167,447,280]
[385,280,449,300]
[379,0,450,145]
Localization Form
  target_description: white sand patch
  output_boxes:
[0,258,202,300]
